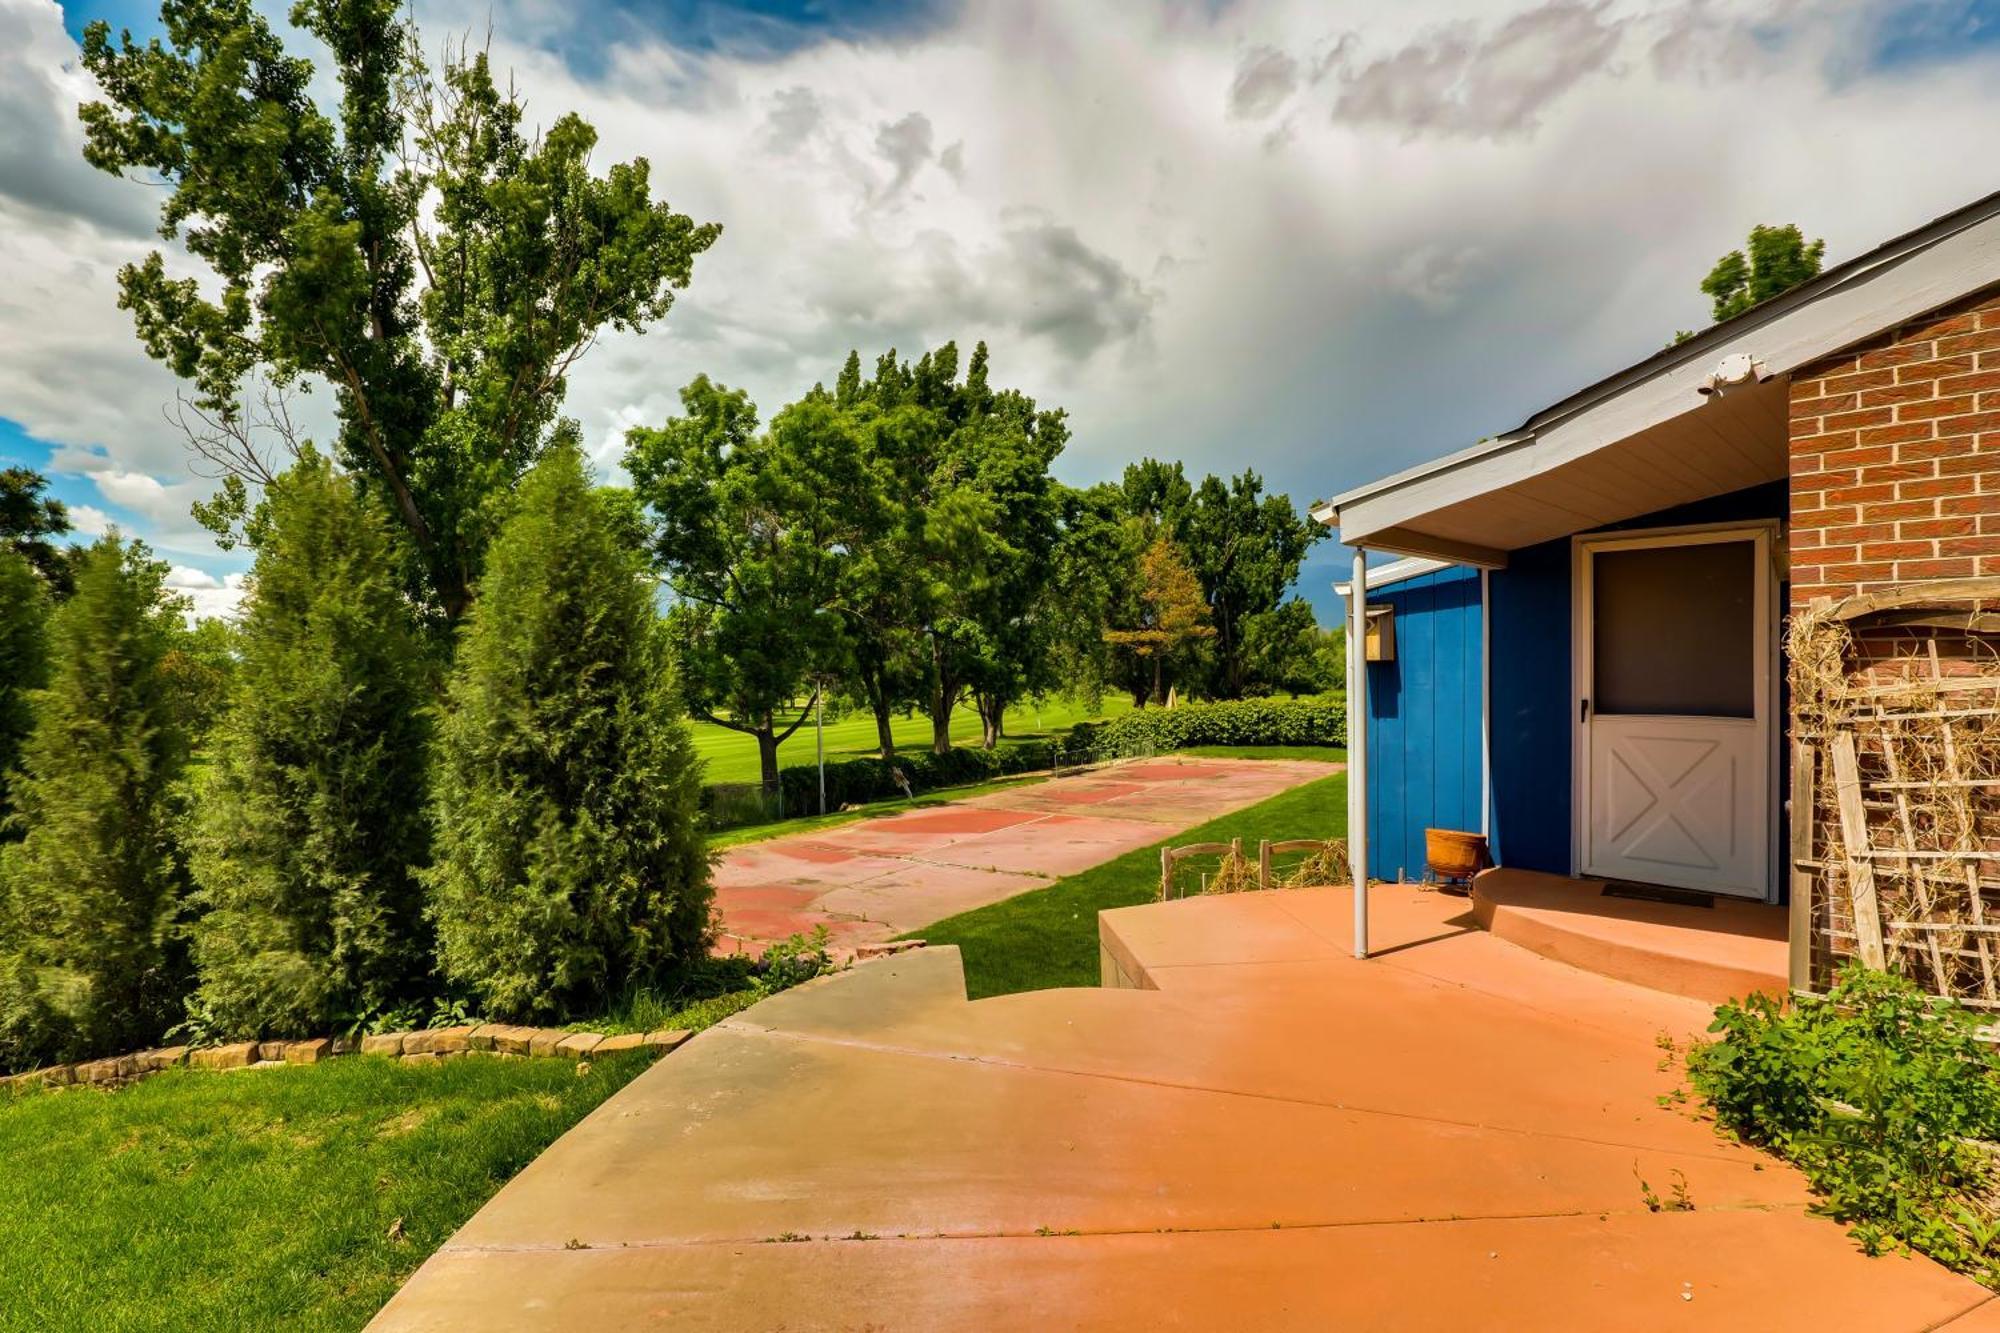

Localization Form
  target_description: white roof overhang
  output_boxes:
[1316,191,2000,567]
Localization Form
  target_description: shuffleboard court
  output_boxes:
[711,755,1342,957]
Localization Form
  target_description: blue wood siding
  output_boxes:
[1362,480,1791,887]
[1364,566,1483,884]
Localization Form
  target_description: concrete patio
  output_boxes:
[371,883,1993,1331]
[712,756,1340,956]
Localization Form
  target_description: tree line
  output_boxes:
[630,346,1338,789]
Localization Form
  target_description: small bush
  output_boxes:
[1687,965,2000,1284]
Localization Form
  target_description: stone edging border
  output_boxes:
[2,1023,692,1092]
[3,941,930,1093]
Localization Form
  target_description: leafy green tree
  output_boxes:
[1104,534,1216,705]
[79,0,719,621]
[1704,224,1825,322]
[0,538,190,1068]
[1241,599,1340,697]
[1674,223,1825,342]
[161,616,239,746]
[187,452,432,1037]
[826,352,925,759]
[1036,482,1142,715]
[0,553,49,826]
[0,467,73,595]
[846,343,1067,752]
[1122,461,1323,698]
[424,443,710,1021]
[627,377,870,787]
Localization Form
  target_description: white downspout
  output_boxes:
[1349,544,1370,960]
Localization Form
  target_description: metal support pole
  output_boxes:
[1349,545,1370,959]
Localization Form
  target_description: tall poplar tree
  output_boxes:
[79,0,719,621]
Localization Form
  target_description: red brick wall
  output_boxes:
[1789,288,2000,607]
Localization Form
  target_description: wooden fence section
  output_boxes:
[1792,578,2000,1004]
[1159,837,1349,901]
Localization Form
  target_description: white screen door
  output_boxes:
[1576,527,1772,899]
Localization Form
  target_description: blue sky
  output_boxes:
[0,418,121,532]
[15,0,2000,622]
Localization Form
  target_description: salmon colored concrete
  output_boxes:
[1472,867,1789,1005]
[372,886,1991,1331]
[712,757,1339,956]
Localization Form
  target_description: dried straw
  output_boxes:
[1794,596,2000,1002]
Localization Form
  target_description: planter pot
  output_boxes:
[1425,827,1489,888]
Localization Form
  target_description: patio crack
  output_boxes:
[714,1022,1767,1168]
[438,1203,1809,1256]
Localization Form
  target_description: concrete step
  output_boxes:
[1471,869,1788,1006]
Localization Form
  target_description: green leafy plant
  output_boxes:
[755,926,836,995]
[1687,965,2000,1284]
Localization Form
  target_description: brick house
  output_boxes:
[1317,191,2000,996]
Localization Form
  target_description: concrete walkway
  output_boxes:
[372,885,1994,1330]
[712,756,1340,956]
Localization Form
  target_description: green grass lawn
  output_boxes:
[708,774,1050,851]
[0,1051,657,1331]
[911,768,1348,998]
[690,694,1132,785]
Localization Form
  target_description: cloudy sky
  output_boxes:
[4,0,1999,620]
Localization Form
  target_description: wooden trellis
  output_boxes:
[1791,578,2000,1004]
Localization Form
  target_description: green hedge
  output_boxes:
[1064,697,1345,755]
[701,741,1057,826]
[699,698,1344,829]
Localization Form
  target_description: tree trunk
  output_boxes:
[1151,654,1166,707]
[756,726,781,794]
[863,668,897,759]
[977,692,1005,749]
[928,636,955,754]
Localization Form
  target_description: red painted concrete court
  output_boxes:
[712,756,1341,956]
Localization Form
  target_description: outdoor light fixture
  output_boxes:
[1696,351,1767,397]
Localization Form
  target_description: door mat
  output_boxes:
[1603,881,1714,909]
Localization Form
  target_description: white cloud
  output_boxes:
[64,503,113,537]
[4,0,2000,616]
[164,564,248,622]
